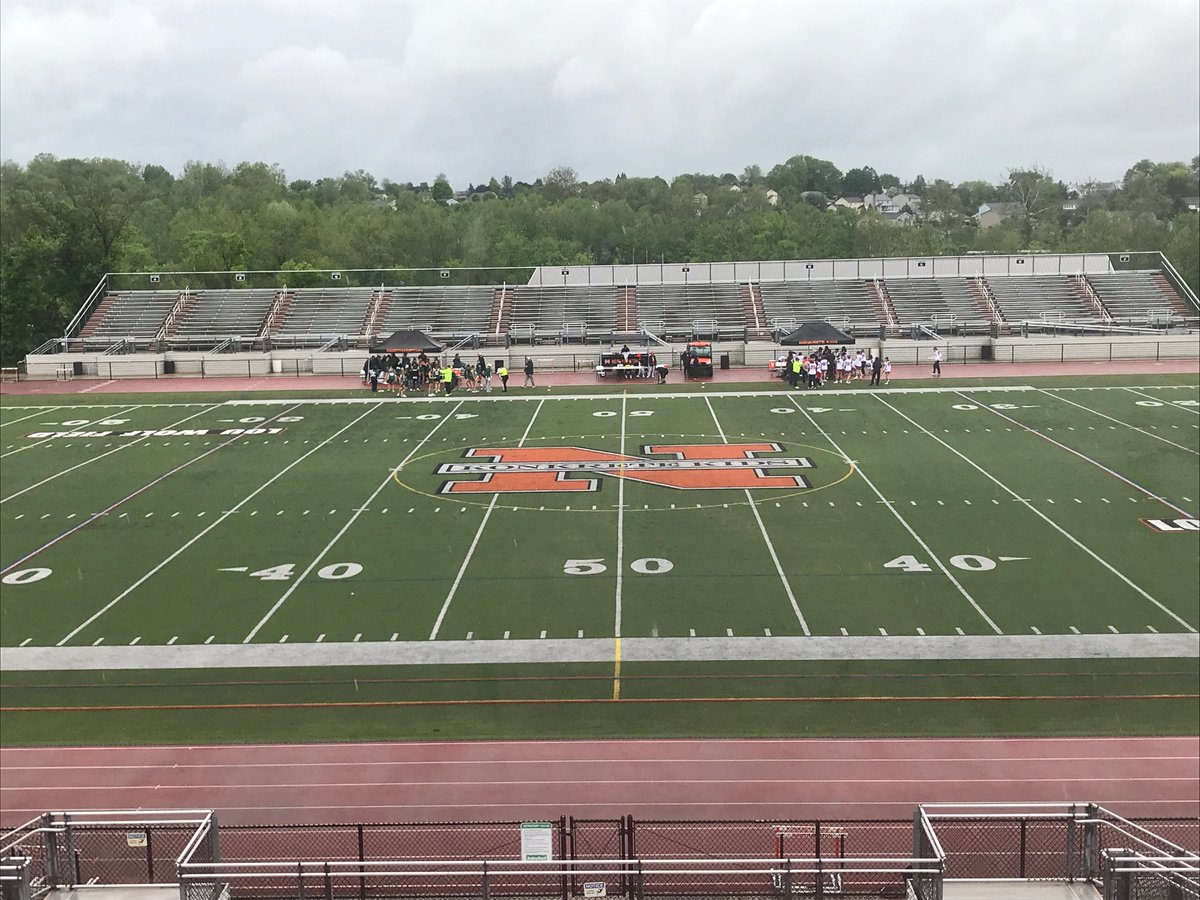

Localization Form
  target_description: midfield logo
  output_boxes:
[436,443,815,494]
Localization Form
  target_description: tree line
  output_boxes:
[1,152,1197,364]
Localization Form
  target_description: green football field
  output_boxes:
[1,374,1198,744]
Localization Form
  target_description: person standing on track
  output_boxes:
[883,356,892,384]
[524,356,535,387]
[871,353,882,386]
[932,347,942,377]
[498,364,509,392]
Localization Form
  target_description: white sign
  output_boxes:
[126,832,147,848]
[583,882,607,897]
[520,822,553,861]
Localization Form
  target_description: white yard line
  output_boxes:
[875,395,1196,634]
[243,401,466,643]
[1123,386,1200,415]
[615,393,628,639]
[0,408,55,429]
[428,399,545,640]
[963,393,1194,519]
[791,395,1001,635]
[52,403,334,645]
[0,404,143,459]
[2,404,223,505]
[707,396,811,635]
[1039,390,1198,456]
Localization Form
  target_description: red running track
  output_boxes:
[2,737,1197,825]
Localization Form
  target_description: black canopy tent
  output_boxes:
[370,329,443,354]
[779,322,856,346]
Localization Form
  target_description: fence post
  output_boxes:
[62,815,76,888]
[783,858,792,898]
[146,828,155,883]
[1083,804,1100,882]
[559,816,569,900]
[481,861,489,900]
[210,813,220,864]
[357,824,365,900]
[43,814,59,888]
[323,862,332,900]
[1018,818,1026,879]
[297,863,305,900]
[815,856,823,900]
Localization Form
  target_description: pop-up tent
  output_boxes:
[779,322,855,346]
[371,329,443,354]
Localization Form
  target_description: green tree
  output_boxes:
[431,174,453,202]
[840,166,881,197]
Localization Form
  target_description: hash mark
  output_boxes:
[390,633,399,641]
[764,628,772,636]
[316,633,325,643]
[1147,625,1158,633]
[503,630,510,640]
[279,634,288,643]
[204,635,214,644]
[879,627,888,636]
[954,627,965,635]
[130,637,141,645]
[915,627,925,636]
[539,630,547,639]
[726,628,734,636]
[1107,625,1119,634]
[1031,626,1041,635]
[578,630,584,638]
[1069,626,1081,634]
[19,638,31,647]
[353,633,362,642]
[167,636,177,645]
[92,637,104,646]
[840,627,848,636]
[689,628,696,637]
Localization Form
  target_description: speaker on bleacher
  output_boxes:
[149,274,160,284]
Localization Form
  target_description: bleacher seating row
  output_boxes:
[74,272,1196,349]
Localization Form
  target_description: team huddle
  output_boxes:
[362,352,534,396]
[781,346,891,389]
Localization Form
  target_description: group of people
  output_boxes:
[781,346,891,389]
[362,353,538,395]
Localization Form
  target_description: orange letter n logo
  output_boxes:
[436,444,812,494]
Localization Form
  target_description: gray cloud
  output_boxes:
[2,0,1197,188]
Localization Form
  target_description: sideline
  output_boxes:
[3,632,1196,671]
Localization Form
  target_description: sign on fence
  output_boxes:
[520,822,553,861]
[126,833,147,847]
[583,882,607,897]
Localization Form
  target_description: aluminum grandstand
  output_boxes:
[22,252,1199,380]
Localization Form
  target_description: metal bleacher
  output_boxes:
[884,278,988,331]
[758,280,877,333]
[508,285,618,343]
[985,275,1097,324]
[82,290,179,348]
[380,285,494,341]
[272,287,375,346]
[634,283,744,340]
[170,289,277,346]
[1086,271,1188,323]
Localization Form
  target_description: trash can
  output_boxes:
[271,359,282,374]
[162,360,176,374]
[719,353,730,370]
[980,345,993,361]
[72,361,84,376]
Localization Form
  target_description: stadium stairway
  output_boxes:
[616,285,638,332]
[360,290,391,348]
[264,291,295,337]
[969,277,1009,334]
[76,295,118,344]
[741,283,772,339]
[871,280,898,328]
[485,286,514,346]
[1069,277,1109,321]
[159,290,199,342]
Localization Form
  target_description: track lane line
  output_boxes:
[54,403,379,646]
[706,396,810,635]
[876,394,1197,634]
[428,399,546,641]
[243,401,465,643]
[790,395,1002,635]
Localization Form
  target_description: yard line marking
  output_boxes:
[877,395,1196,634]
[428,399,544,641]
[709,397,810,635]
[962,393,1195,518]
[1124,387,1200,414]
[4,404,301,578]
[245,402,465,644]
[615,393,628,641]
[0,404,144,460]
[0,408,58,429]
[797,396,1001,635]
[1039,390,1198,456]
[54,403,381,646]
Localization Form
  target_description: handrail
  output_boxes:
[1075,274,1111,321]
[873,278,897,326]
[155,289,192,346]
[63,274,109,339]
[1158,250,1200,308]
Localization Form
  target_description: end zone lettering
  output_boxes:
[24,427,287,439]
[1141,518,1200,533]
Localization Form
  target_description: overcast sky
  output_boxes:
[2,0,1197,189]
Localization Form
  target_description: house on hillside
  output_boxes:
[765,190,780,207]
[977,202,1025,228]
[834,196,864,210]
[1184,197,1200,212]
